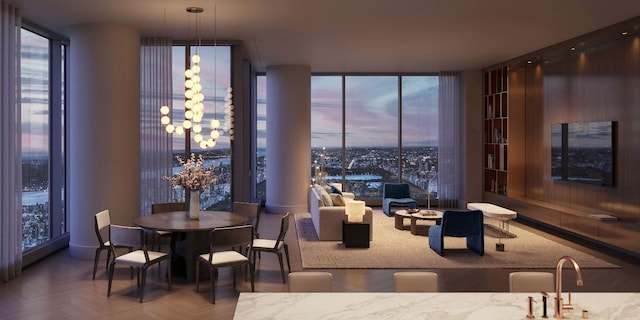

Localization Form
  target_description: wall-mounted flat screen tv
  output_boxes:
[551,121,615,187]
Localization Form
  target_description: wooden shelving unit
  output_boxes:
[483,66,508,195]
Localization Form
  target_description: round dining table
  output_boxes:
[134,210,248,232]
[134,210,248,281]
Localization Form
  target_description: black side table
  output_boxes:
[342,221,370,248]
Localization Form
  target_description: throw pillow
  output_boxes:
[329,193,345,206]
[318,186,333,207]
[329,185,342,195]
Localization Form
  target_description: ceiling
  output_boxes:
[14,0,640,72]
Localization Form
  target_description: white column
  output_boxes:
[68,24,140,259]
[265,65,311,214]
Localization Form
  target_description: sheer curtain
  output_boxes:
[140,37,173,216]
[437,71,463,209]
[0,1,22,282]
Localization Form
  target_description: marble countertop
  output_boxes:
[233,292,640,319]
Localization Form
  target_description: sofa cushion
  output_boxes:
[329,185,342,195]
[329,193,345,206]
[315,184,333,206]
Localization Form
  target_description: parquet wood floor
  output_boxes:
[1,209,638,320]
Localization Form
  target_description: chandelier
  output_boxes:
[159,6,234,149]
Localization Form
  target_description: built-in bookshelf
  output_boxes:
[483,66,508,195]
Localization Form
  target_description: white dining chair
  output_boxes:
[196,224,255,304]
[107,225,171,302]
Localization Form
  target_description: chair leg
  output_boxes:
[107,262,115,297]
[93,248,101,280]
[105,248,111,270]
[277,252,285,283]
[210,268,217,304]
[249,262,255,292]
[284,244,291,273]
[140,267,147,303]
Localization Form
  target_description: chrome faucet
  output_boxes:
[554,256,584,318]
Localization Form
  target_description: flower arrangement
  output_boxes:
[163,153,217,191]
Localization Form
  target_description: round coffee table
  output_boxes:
[410,210,443,235]
[394,210,414,230]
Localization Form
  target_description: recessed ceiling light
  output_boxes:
[527,60,532,64]
[621,31,628,35]
[571,47,576,51]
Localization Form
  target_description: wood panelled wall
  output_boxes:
[487,29,640,257]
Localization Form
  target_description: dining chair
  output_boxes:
[150,202,186,251]
[195,224,255,304]
[232,201,261,239]
[394,271,438,292]
[93,210,132,280]
[509,272,555,292]
[289,272,333,292]
[107,225,171,303]
[252,212,291,283]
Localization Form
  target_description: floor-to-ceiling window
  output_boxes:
[401,76,439,200]
[255,75,267,201]
[170,44,232,210]
[310,76,343,187]
[20,27,67,255]
[310,74,438,201]
[254,73,438,203]
[345,76,398,199]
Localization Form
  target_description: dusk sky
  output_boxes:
[21,29,50,154]
[22,36,438,154]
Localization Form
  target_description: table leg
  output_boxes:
[410,217,418,235]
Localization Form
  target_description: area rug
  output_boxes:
[295,211,619,269]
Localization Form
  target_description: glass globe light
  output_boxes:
[192,75,200,83]
[194,133,203,143]
[211,119,220,128]
[211,130,220,139]
[192,65,200,74]
[175,126,184,135]
[183,120,192,129]
[209,139,216,148]
[161,115,170,125]
[185,100,193,109]
[228,87,233,93]
[166,124,175,133]
[192,54,201,63]
[185,79,194,88]
[193,83,202,92]
[160,105,170,115]
[185,110,194,120]
[199,140,207,149]
[185,69,193,78]
[185,89,194,99]
[193,124,202,133]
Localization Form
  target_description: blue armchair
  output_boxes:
[428,210,484,256]
[382,183,418,217]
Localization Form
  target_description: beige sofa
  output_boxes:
[309,185,373,241]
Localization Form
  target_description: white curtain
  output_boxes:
[437,71,462,209]
[140,37,174,215]
[0,1,22,282]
